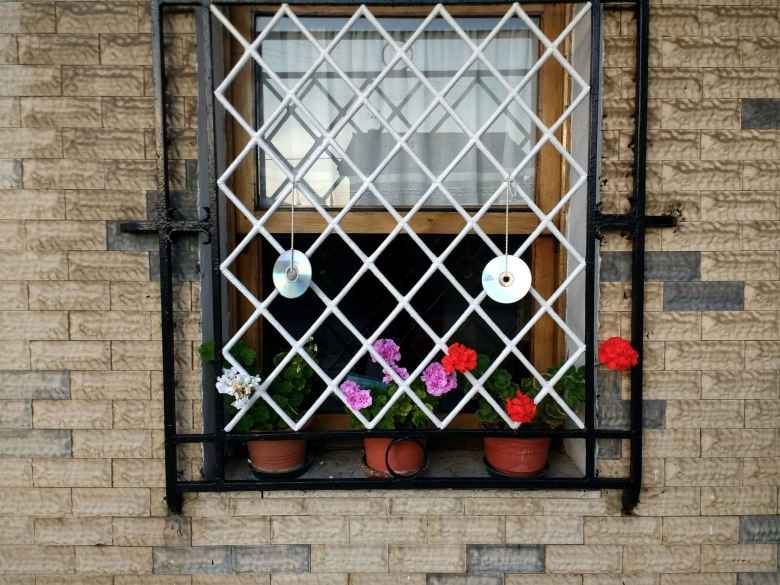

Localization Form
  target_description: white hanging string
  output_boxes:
[289,179,296,275]
[505,177,512,273]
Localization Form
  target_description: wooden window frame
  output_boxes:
[223,2,570,384]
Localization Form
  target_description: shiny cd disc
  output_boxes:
[272,250,312,299]
[481,255,532,304]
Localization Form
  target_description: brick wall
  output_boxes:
[0,1,778,584]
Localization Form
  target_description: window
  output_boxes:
[146,0,660,513]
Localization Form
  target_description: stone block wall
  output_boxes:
[0,1,778,584]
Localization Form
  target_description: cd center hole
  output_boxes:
[285,266,298,281]
[500,273,513,286]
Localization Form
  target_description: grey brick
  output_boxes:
[742,99,780,129]
[0,429,71,457]
[107,221,158,252]
[150,234,199,281]
[597,438,622,459]
[600,251,700,282]
[232,545,310,574]
[428,576,502,585]
[0,371,69,399]
[597,369,621,400]
[467,545,544,575]
[597,400,665,429]
[0,159,22,189]
[738,574,780,585]
[0,400,31,428]
[741,516,780,544]
[153,546,232,574]
[664,281,744,311]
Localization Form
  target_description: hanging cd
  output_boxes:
[272,250,312,299]
[482,255,532,304]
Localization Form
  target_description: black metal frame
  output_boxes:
[132,0,673,515]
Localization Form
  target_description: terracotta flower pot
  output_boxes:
[364,437,425,477]
[247,438,306,474]
[484,436,550,476]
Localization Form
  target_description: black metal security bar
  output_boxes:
[140,0,669,514]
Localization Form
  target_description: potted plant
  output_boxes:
[200,339,319,476]
[475,336,638,476]
[342,339,475,477]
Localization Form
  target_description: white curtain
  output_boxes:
[258,16,538,209]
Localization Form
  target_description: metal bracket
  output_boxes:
[594,210,677,240]
[119,206,212,244]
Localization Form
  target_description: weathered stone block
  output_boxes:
[701,545,777,573]
[0,400,31,428]
[546,545,620,574]
[18,34,99,65]
[34,517,112,546]
[0,487,71,516]
[600,251,700,282]
[233,545,310,574]
[73,429,152,459]
[349,517,426,544]
[740,516,780,544]
[71,370,150,400]
[113,517,191,547]
[56,2,138,34]
[623,545,700,575]
[75,545,153,575]
[0,429,70,457]
[63,66,144,97]
[663,517,739,545]
[154,545,231,575]
[702,487,778,516]
[0,65,60,96]
[467,545,544,574]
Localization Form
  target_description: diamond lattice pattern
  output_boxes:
[212,2,592,432]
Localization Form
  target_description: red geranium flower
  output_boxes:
[598,336,639,372]
[441,342,477,374]
[506,390,537,423]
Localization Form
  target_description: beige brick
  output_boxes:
[57,2,138,34]
[75,545,152,575]
[104,159,156,190]
[744,458,780,485]
[0,190,64,220]
[0,128,60,158]
[0,545,75,574]
[702,370,778,400]
[702,311,779,341]
[69,252,148,281]
[623,545,700,575]
[0,65,60,97]
[111,282,190,312]
[348,577,419,585]
[643,429,700,458]
[63,66,144,97]
[192,517,268,546]
[0,487,70,516]
[113,400,166,430]
[102,97,156,129]
[702,192,779,222]
[21,97,101,128]
[101,34,153,66]
[113,517,190,547]
[182,493,230,517]
[0,251,66,280]
[660,99,740,130]
[72,488,150,517]
[464,498,543,516]
[388,545,464,574]
[705,69,780,99]
[648,69,702,101]
[743,221,780,251]
[506,516,582,544]
[62,128,146,160]
[645,312,700,341]
[271,516,347,545]
[0,158,22,189]
[33,400,112,429]
[662,38,739,68]
[113,340,191,371]
[633,488,700,517]
[663,162,741,192]
[665,341,744,371]
[701,6,780,36]
[65,189,146,220]
[73,430,152,459]
[0,516,32,545]
[33,458,110,488]
[0,219,24,250]
[745,399,780,428]
[71,370,150,401]
[746,281,780,310]
[661,221,741,251]
[666,457,740,486]
[311,545,388,573]
[349,517,426,544]
[644,371,700,400]
[507,577,582,585]
[0,399,31,428]
[0,3,56,34]
[702,544,777,573]
[583,517,660,545]
[427,516,504,544]
[541,498,619,517]
[743,162,780,191]
[649,7,699,36]
[0,97,19,126]
[740,38,780,67]
[546,545,621,574]
[34,517,111,546]
[703,428,776,457]
[0,458,32,487]
[746,341,780,370]
[118,579,191,585]
[18,35,99,65]
[666,399,744,429]
[701,486,777,515]
[0,310,67,340]
[31,340,109,370]
[0,340,29,368]
[71,310,151,341]
[662,516,738,545]
[702,252,779,281]
[0,281,27,309]
[390,497,463,515]
[25,159,104,190]
[113,459,165,488]
[29,281,109,310]
[703,131,780,162]
[27,220,106,252]
[304,497,387,516]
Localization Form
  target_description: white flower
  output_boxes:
[216,367,262,410]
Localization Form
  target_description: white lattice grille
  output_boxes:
[212,2,592,432]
